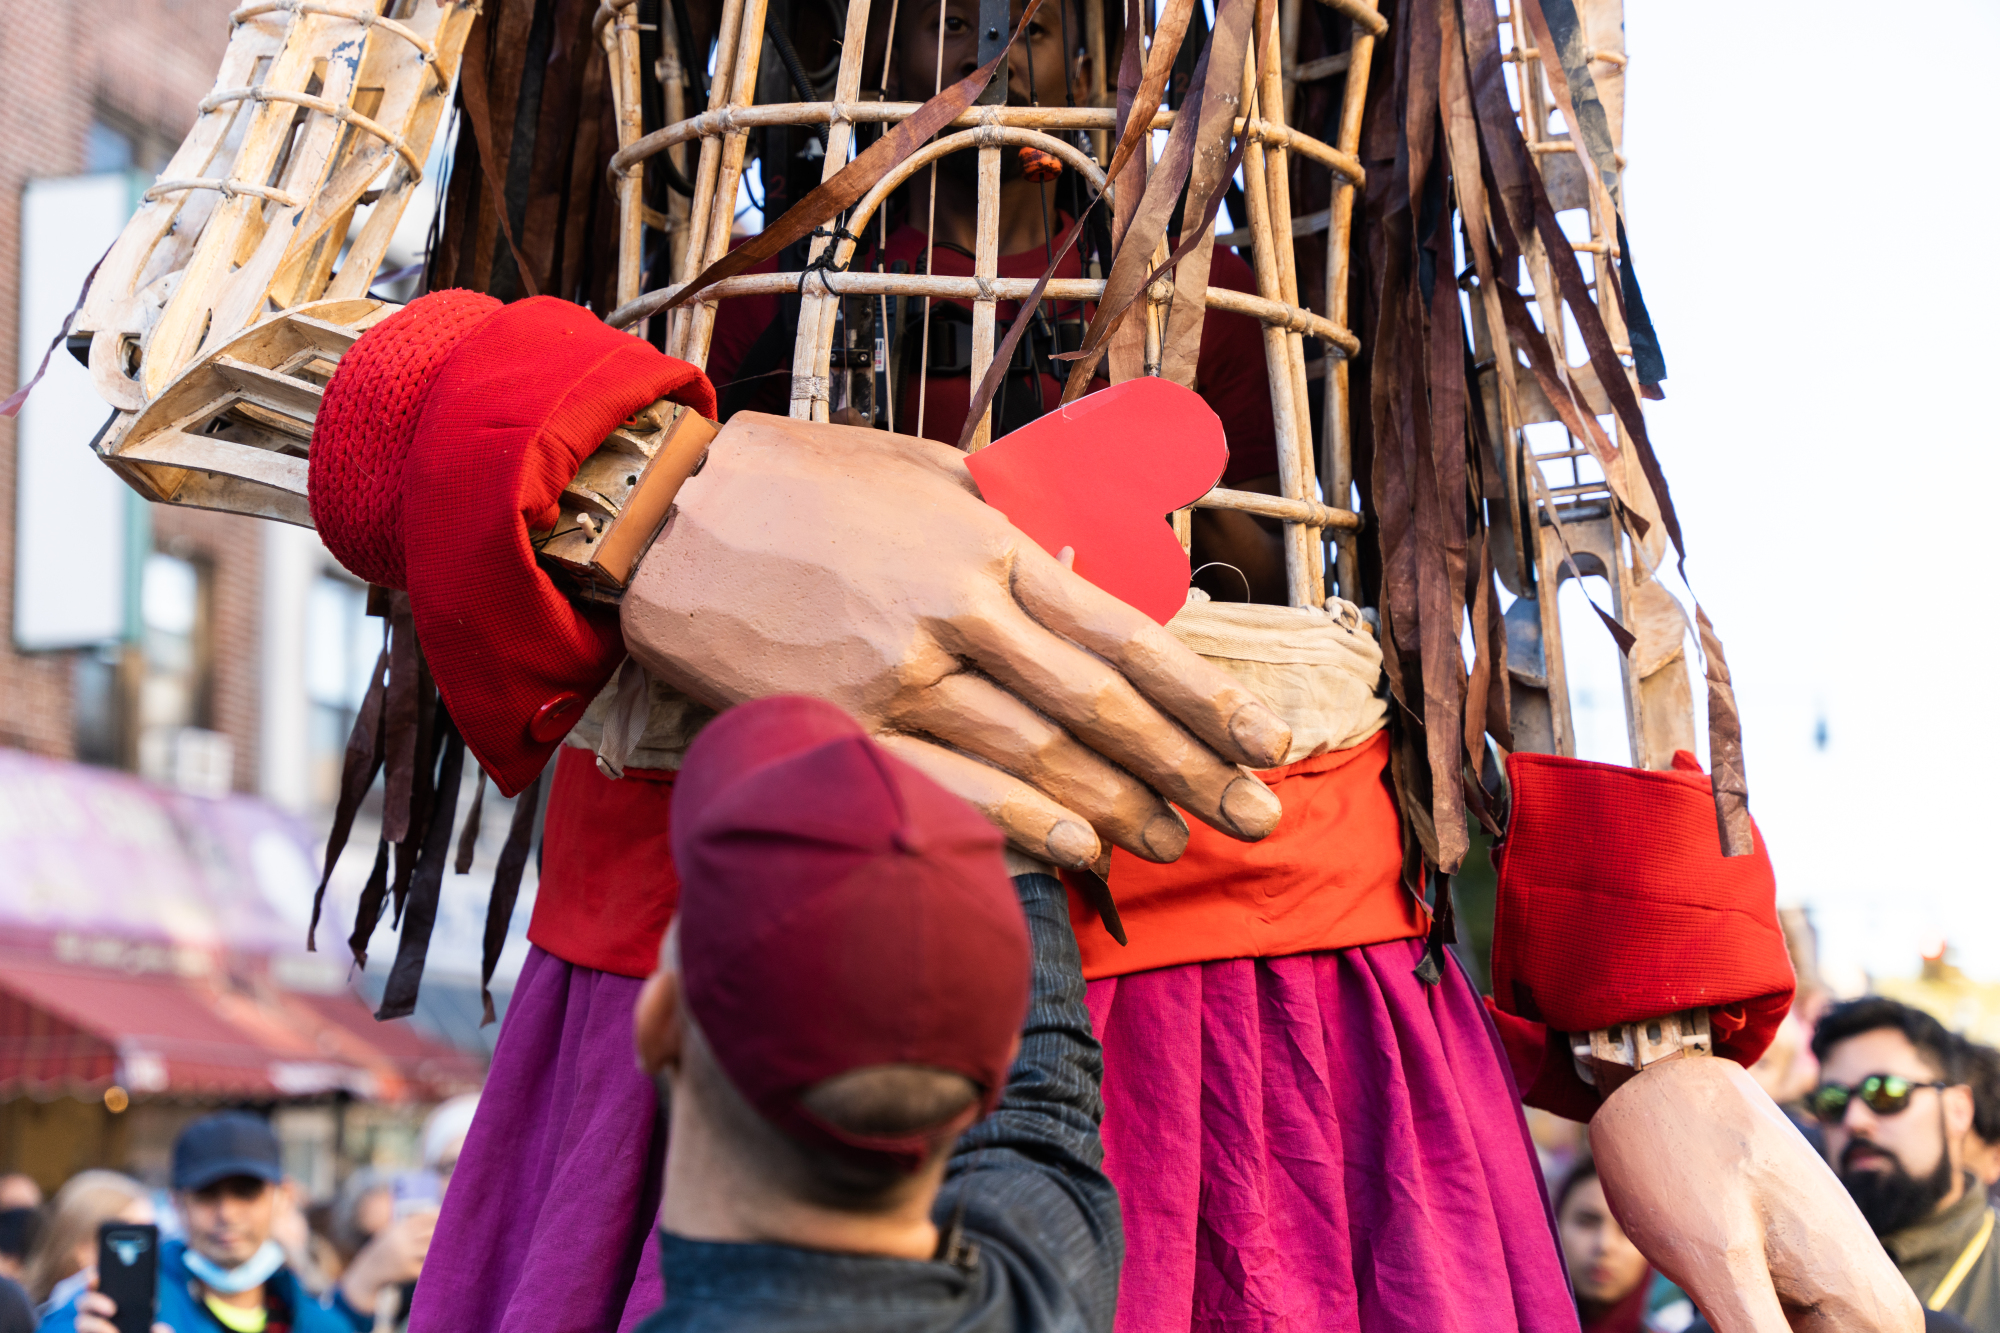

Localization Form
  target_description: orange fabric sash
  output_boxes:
[1067,729,1419,979]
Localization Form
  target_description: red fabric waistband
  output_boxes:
[528,746,680,978]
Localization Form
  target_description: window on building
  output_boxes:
[85,111,173,175]
[85,120,134,174]
[139,552,204,728]
[305,575,379,807]
[73,644,126,767]
[135,551,232,795]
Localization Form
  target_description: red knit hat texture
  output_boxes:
[671,696,1030,1175]
[1488,749,1794,1118]
[309,291,716,794]
[311,290,504,587]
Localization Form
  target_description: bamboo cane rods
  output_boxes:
[790,0,877,421]
[1280,0,1302,124]
[668,0,750,357]
[658,7,692,282]
[1256,0,1324,602]
[1312,0,1385,37]
[1293,51,1347,81]
[613,269,1357,349]
[687,0,773,365]
[1321,1,1377,602]
[787,126,1114,418]
[1236,1,1316,610]
[1194,486,1361,529]
[610,105,1364,184]
[965,144,1004,447]
[602,0,648,316]
[1085,0,1109,163]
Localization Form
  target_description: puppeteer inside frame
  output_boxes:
[71,0,1746,894]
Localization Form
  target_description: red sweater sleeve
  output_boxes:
[1489,750,1795,1120]
[312,292,715,792]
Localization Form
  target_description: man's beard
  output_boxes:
[1840,1128,1957,1236]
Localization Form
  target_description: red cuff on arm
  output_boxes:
[1489,750,1795,1120]
[312,291,715,794]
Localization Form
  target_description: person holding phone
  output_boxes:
[43,1113,433,1333]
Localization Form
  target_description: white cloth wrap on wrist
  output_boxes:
[1164,590,1388,767]
[564,668,715,774]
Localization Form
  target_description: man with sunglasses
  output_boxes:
[1813,997,1998,1330]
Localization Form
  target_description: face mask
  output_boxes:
[183,1239,286,1294]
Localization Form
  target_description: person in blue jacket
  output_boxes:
[49,1112,428,1333]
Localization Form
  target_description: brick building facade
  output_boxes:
[0,0,263,781]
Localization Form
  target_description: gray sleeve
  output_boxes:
[936,872,1123,1331]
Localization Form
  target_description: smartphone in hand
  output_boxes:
[96,1221,158,1333]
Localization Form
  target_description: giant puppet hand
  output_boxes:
[619,412,1290,870]
[1591,1055,1921,1333]
[304,293,1286,862]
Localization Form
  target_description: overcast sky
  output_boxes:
[1557,1,2000,988]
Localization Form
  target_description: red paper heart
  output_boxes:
[965,378,1227,624]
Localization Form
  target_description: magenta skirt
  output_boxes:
[410,946,665,1333]
[1088,936,1580,1333]
[418,939,1574,1333]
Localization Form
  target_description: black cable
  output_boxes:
[1028,25,1054,273]
[768,27,832,156]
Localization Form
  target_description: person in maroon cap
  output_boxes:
[628,694,1119,1330]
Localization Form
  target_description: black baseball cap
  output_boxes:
[172,1112,283,1191]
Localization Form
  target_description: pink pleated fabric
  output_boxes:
[1087,936,1581,1333]
[411,946,667,1333]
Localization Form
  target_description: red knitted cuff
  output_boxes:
[403,297,714,793]
[309,291,715,794]
[312,290,505,587]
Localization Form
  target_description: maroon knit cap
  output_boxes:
[670,697,1029,1174]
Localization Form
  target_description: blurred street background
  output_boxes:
[0,0,521,1204]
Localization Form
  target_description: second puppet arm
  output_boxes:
[1593,1054,1919,1333]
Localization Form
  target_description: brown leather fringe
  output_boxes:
[482,763,548,1026]
[1354,0,1752,884]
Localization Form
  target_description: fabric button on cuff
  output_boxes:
[530,693,588,742]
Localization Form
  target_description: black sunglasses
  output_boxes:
[1807,1074,1948,1125]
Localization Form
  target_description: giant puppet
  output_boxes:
[52,0,1918,1330]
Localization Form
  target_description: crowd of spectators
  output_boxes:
[8,986,2000,1333]
[0,1094,475,1333]
[1556,997,2000,1333]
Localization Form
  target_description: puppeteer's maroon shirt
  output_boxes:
[705,221,1282,483]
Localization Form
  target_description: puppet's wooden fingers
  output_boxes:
[943,600,1281,843]
[890,672,1190,864]
[874,734,1104,871]
[1006,547,1292,771]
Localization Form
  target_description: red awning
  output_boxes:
[285,991,486,1097]
[0,952,476,1101]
